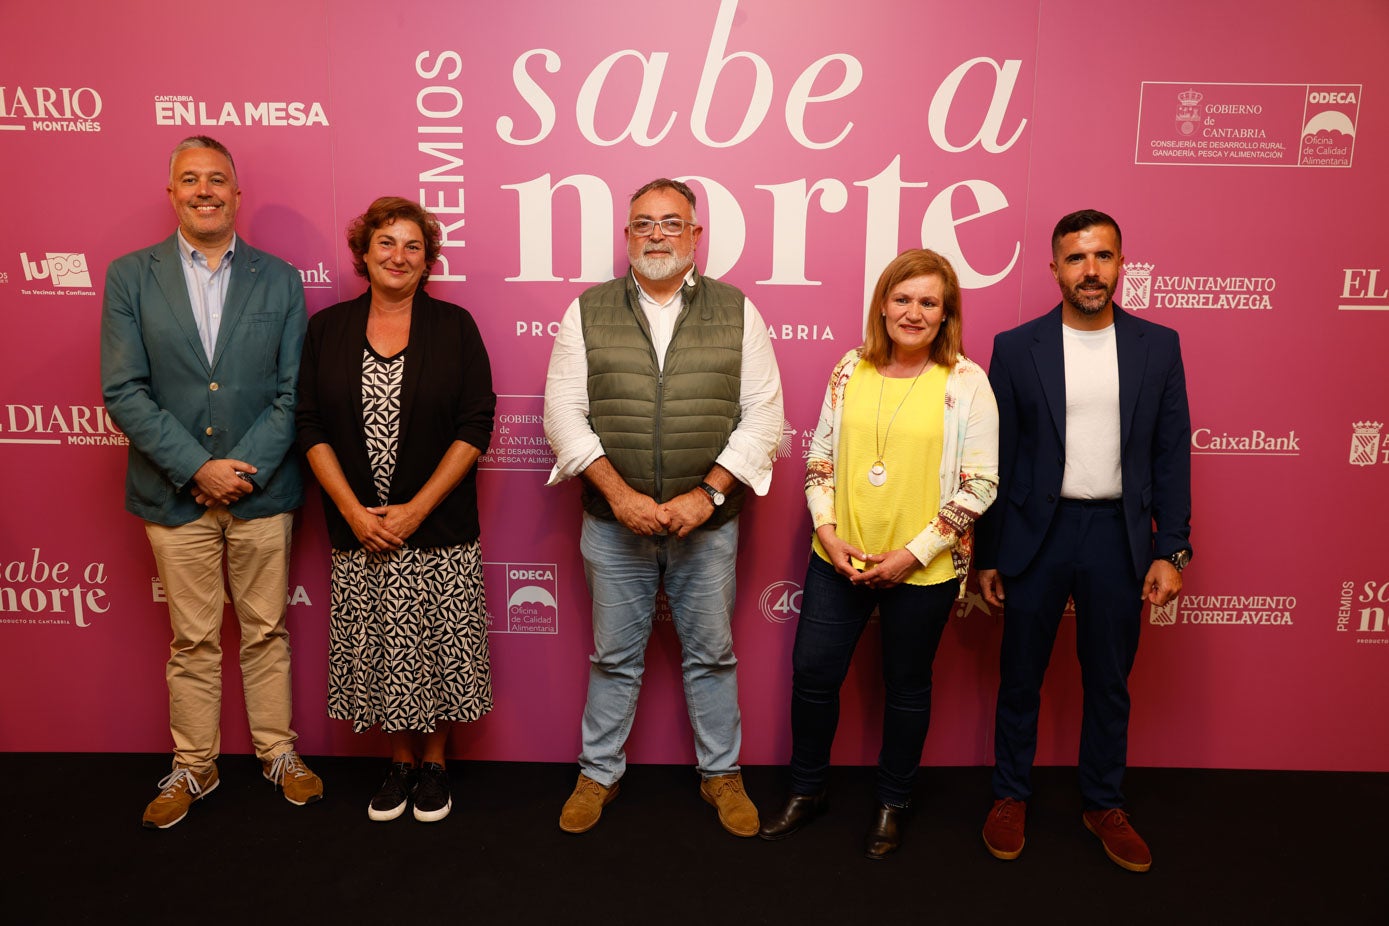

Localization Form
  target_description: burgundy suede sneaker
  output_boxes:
[982,797,1026,860]
[1083,807,1152,872]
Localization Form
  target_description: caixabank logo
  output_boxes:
[0,85,103,133]
[1191,424,1299,457]
[484,562,558,634]
[1337,580,1389,645]
[1121,259,1275,311]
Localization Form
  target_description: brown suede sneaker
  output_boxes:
[1083,808,1152,872]
[559,773,619,833]
[262,751,323,806]
[142,765,219,829]
[700,772,759,837]
[982,797,1027,860]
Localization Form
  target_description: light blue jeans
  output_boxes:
[577,512,743,786]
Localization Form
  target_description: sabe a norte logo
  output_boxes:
[1339,580,1389,644]
[1,548,110,629]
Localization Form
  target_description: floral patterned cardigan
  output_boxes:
[804,347,1000,595]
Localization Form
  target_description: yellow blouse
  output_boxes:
[812,360,956,586]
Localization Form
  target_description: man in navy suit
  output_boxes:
[101,136,322,828]
[974,209,1191,872]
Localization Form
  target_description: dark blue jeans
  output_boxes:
[789,554,956,806]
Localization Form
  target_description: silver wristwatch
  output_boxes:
[698,482,726,507]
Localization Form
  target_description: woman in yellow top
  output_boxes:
[759,249,999,858]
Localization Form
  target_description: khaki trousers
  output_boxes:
[145,509,297,772]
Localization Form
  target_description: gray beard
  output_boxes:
[631,248,691,282]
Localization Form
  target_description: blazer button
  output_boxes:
[205,427,214,436]
[1046,494,1056,503]
[209,382,219,391]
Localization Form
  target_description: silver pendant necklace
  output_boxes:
[870,360,929,487]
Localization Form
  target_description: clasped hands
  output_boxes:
[346,501,425,553]
[815,525,919,589]
[612,487,713,539]
[191,458,256,507]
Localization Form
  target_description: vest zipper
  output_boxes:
[653,368,664,499]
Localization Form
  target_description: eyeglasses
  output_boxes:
[627,218,694,237]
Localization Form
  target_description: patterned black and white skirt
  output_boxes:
[326,540,494,733]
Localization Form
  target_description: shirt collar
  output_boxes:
[631,265,697,308]
[176,229,237,267]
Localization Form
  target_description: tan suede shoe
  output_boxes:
[142,765,219,829]
[559,773,619,833]
[700,772,759,837]
[262,751,324,806]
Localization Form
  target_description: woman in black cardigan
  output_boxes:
[297,196,495,824]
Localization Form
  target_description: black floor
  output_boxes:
[5,754,1384,924]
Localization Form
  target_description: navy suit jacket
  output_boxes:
[974,304,1192,583]
[100,233,306,526]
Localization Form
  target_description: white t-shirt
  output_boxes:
[1061,323,1122,499]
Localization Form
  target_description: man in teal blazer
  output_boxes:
[101,136,321,829]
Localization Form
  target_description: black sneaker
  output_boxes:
[368,762,415,822]
[413,762,452,823]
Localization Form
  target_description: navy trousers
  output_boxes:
[991,499,1143,810]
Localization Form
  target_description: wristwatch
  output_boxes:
[698,482,726,507]
[1166,549,1192,572]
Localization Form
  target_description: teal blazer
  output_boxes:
[100,233,306,526]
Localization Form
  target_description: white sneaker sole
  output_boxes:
[414,798,452,823]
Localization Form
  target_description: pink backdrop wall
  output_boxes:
[3,0,1387,771]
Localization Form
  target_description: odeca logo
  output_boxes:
[20,251,93,291]
[1121,259,1275,311]
[1338,580,1389,645]
[484,562,558,634]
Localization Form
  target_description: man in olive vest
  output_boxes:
[543,178,783,836]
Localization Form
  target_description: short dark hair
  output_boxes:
[1051,209,1122,255]
[169,135,237,183]
[346,196,443,284]
[630,178,698,221]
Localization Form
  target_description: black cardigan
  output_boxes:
[296,289,495,550]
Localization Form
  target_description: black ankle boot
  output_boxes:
[864,802,909,859]
[757,791,828,841]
